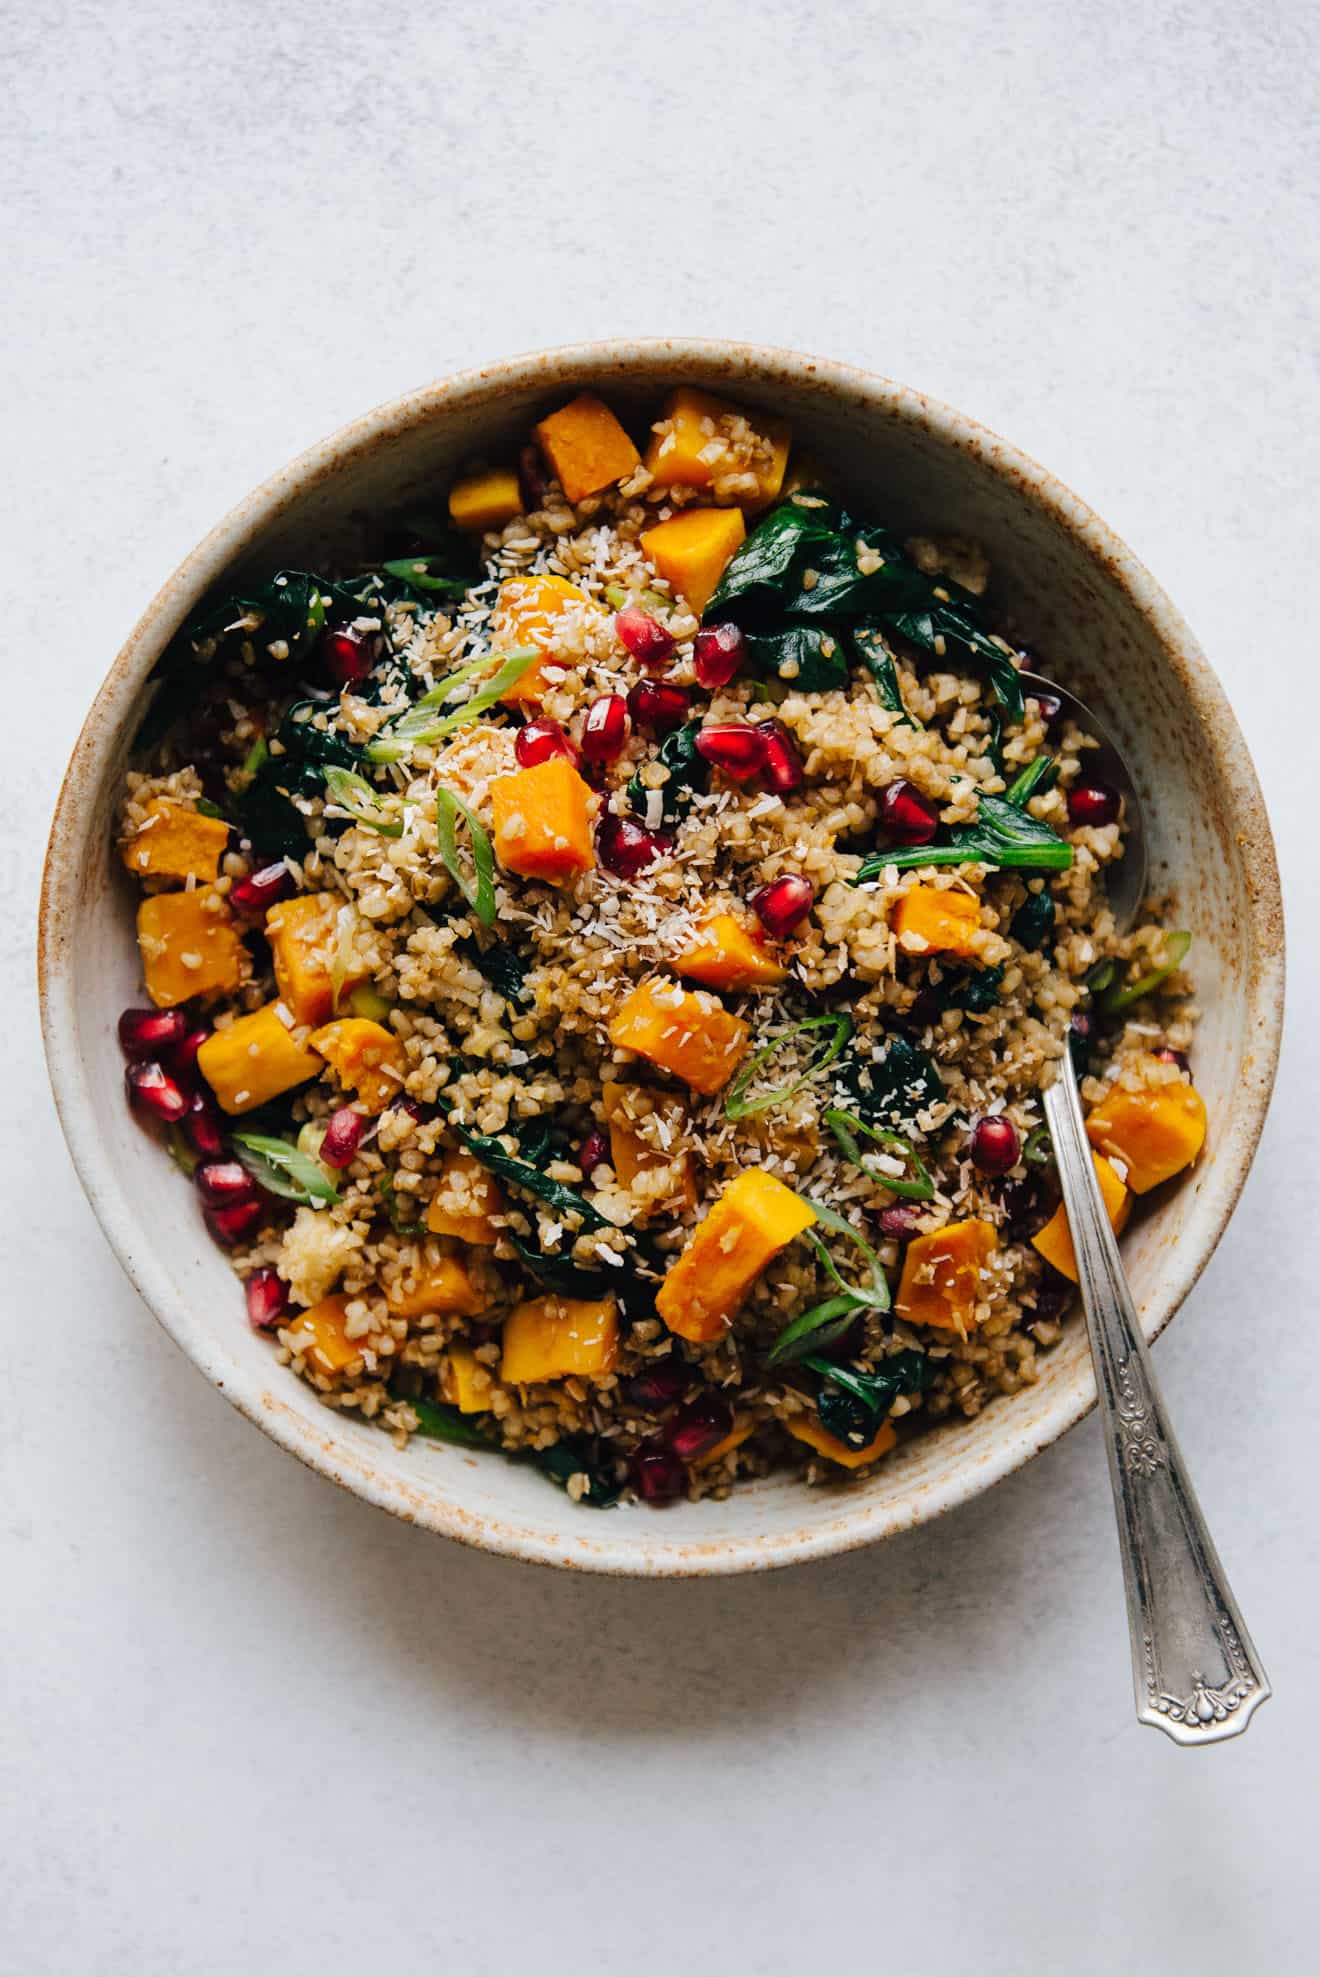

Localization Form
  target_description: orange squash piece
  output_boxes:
[673,910,787,992]
[608,979,749,1097]
[136,888,246,1009]
[439,1344,500,1413]
[500,1294,619,1384]
[644,386,792,508]
[492,573,591,704]
[385,1247,487,1321]
[265,892,366,1027]
[892,885,982,957]
[197,1001,324,1114]
[1085,1082,1207,1194]
[655,1169,817,1343]
[601,1081,695,1217]
[641,508,746,615]
[121,798,231,883]
[896,1217,997,1335]
[293,1293,392,1379]
[308,1017,407,1113]
[534,393,640,503]
[426,1151,504,1244]
[491,756,595,883]
[448,466,523,533]
[786,1415,897,1469]
[1032,1153,1132,1283]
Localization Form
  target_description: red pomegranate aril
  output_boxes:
[630,1441,686,1503]
[230,861,296,920]
[125,1060,189,1125]
[695,722,765,780]
[245,1267,289,1331]
[323,626,377,688]
[170,1023,211,1080]
[756,719,804,793]
[117,1006,189,1060]
[596,812,668,879]
[1155,1045,1191,1074]
[578,1128,609,1176]
[1030,689,1065,734]
[320,1106,365,1169]
[752,874,815,939]
[879,779,939,845]
[970,1115,1020,1176]
[876,1203,923,1240]
[664,1394,734,1463]
[195,1158,259,1209]
[581,693,631,763]
[1067,780,1121,829]
[182,1089,226,1161]
[204,1199,265,1249]
[518,442,549,511]
[616,605,676,670]
[693,622,747,689]
[515,717,576,768]
[625,1360,687,1408]
[627,679,689,736]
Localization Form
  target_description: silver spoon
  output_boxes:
[1020,672,1270,1743]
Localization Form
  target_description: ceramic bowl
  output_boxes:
[39,340,1284,1574]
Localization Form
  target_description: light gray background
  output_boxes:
[4,4,1315,1972]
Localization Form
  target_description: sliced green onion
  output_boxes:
[802,1200,891,1312]
[1004,755,1057,807]
[766,1295,860,1368]
[240,734,269,781]
[724,1014,853,1120]
[1100,931,1192,1014]
[232,1131,340,1206]
[1085,956,1117,995]
[365,648,540,763]
[381,555,470,595]
[375,1169,425,1234]
[1022,1123,1053,1166]
[322,765,407,837]
[347,982,393,1021]
[434,787,496,927]
[167,1124,199,1177]
[824,1107,935,1202]
[409,1397,492,1445]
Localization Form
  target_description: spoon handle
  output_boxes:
[1043,1053,1270,1743]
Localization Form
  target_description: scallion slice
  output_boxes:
[434,787,496,927]
[365,648,540,763]
[724,1014,853,1120]
[322,766,407,837]
[1100,931,1192,1013]
[824,1107,935,1202]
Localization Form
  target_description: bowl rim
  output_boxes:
[39,337,1285,1575]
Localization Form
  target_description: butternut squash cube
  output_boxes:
[1031,1153,1131,1283]
[448,466,523,533]
[439,1344,499,1413]
[787,1415,897,1469]
[426,1151,504,1245]
[500,1294,619,1385]
[292,1292,391,1379]
[655,1169,817,1342]
[1085,1082,1207,1194]
[121,798,231,883]
[608,979,749,1097]
[265,892,366,1027]
[896,1217,997,1335]
[640,507,747,615]
[601,1081,695,1217]
[533,393,640,504]
[492,572,590,705]
[892,885,982,957]
[136,888,246,1009]
[673,910,787,991]
[643,387,792,508]
[491,756,595,883]
[308,1017,407,1113]
[197,1000,324,1114]
[385,1246,487,1321]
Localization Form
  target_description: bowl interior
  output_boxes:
[41,343,1283,1573]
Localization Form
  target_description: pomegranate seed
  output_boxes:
[625,1361,687,1408]
[204,1199,265,1248]
[695,722,765,780]
[596,812,668,879]
[756,720,804,793]
[970,1116,1020,1176]
[245,1267,289,1331]
[629,1441,686,1503]
[171,1024,211,1081]
[904,983,942,1029]
[518,442,549,511]
[1033,1274,1072,1322]
[627,679,689,736]
[1155,1045,1191,1074]
[876,1203,923,1240]
[752,874,815,939]
[323,626,377,688]
[1030,689,1065,734]
[664,1394,733,1462]
[182,1089,226,1160]
[195,1158,260,1208]
[118,1007,188,1059]
[515,717,577,768]
[1067,780,1121,828]
[320,1106,365,1168]
[581,693,630,763]
[615,606,675,670]
[879,779,939,845]
[578,1128,609,1176]
[230,862,295,919]
[1068,1008,1094,1068]
[125,1060,188,1125]
[693,622,746,689]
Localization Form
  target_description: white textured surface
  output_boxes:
[4,3,1315,1971]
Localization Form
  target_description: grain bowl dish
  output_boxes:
[112,382,1210,1511]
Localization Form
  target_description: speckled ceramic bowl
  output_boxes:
[40,340,1284,1574]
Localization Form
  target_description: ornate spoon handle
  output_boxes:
[1043,1053,1270,1743]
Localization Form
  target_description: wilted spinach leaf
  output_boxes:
[848,625,914,722]
[804,1349,933,1448]
[854,794,1072,880]
[530,1437,622,1508]
[944,964,1005,1015]
[743,624,849,693]
[459,937,528,1005]
[628,719,709,827]
[235,699,365,856]
[834,1035,945,1135]
[1011,887,1056,951]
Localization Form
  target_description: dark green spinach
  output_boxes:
[854,794,1072,880]
[805,1349,934,1448]
[833,1035,945,1136]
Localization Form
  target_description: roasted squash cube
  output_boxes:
[786,1415,897,1469]
[448,466,523,533]
[1085,1081,1207,1194]
[655,1169,816,1342]
[892,885,982,957]
[121,798,231,883]
[1032,1153,1131,1283]
[534,393,640,503]
[601,1081,695,1217]
[640,507,746,616]
[491,572,591,705]
[385,1246,487,1321]
[136,888,246,1009]
[265,892,366,1027]
[197,1001,323,1114]
[426,1151,504,1244]
[439,1345,499,1413]
[896,1217,997,1335]
[673,910,787,991]
[491,756,595,883]
[291,1292,391,1379]
[500,1294,619,1384]
[643,387,792,508]
[308,1017,407,1113]
[608,979,749,1097]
